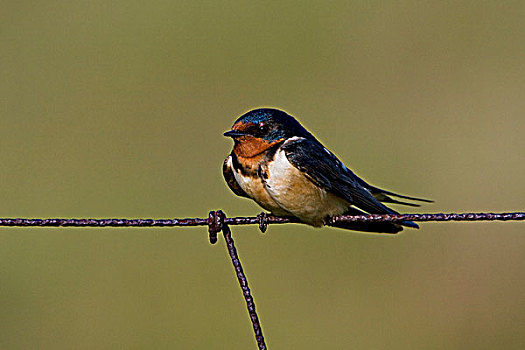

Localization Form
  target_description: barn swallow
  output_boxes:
[223,108,431,233]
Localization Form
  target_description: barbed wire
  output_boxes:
[209,210,266,349]
[0,212,523,230]
[2,210,523,349]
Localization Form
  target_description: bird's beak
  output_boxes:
[224,130,248,138]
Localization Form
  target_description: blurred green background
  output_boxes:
[1,1,524,349]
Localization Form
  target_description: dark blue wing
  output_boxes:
[282,137,419,229]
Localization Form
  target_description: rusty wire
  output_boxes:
[2,210,524,349]
[0,212,523,229]
[208,210,266,349]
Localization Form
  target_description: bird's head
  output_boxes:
[224,108,311,158]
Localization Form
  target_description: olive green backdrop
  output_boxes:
[1,1,524,349]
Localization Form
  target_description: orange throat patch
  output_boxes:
[233,136,283,158]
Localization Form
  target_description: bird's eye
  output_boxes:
[258,122,269,133]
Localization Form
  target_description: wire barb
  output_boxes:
[257,212,268,233]
[208,210,224,244]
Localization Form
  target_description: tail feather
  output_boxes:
[368,186,433,204]
[352,176,433,205]
[371,193,422,207]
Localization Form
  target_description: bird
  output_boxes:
[223,108,431,233]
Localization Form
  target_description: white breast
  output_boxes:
[264,148,349,226]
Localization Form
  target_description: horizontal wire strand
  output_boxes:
[0,212,522,228]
